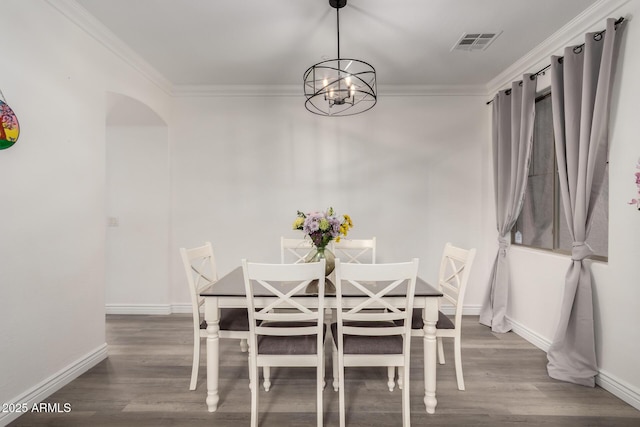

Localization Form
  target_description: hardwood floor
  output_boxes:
[10,315,640,426]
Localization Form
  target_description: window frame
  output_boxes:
[510,90,608,262]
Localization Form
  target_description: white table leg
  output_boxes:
[205,297,220,412]
[423,298,438,414]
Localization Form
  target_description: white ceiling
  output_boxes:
[74,0,600,88]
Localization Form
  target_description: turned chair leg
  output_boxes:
[332,344,339,391]
[387,366,396,391]
[454,335,465,390]
[263,366,271,391]
[189,335,200,390]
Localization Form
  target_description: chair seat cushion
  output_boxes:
[331,321,403,354]
[257,322,327,355]
[409,309,455,330]
[393,309,455,330]
[199,308,251,331]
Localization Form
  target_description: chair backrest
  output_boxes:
[180,242,218,327]
[242,259,326,355]
[438,243,476,327]
[332,237,376,264]
[333,258,419,354]
[280,237,316,264]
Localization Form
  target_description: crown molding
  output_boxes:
[379,84,486,97]
[485,0,632,96]
[173,85,301,97]
[172,84,487,98]
[45,0,174,95]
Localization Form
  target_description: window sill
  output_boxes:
[511,243,608,263]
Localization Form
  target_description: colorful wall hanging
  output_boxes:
[0,89,20,150]
[629,157,640,210]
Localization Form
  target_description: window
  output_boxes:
[512,92,608,259]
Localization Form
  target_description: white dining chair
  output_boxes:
[180,242,251,390]
[280,237,315,264]
[333,237,396,382]
[397,243,476,391]
[333,237,376,264]
[242,259,327,427]
[264,236,322,391]
[332,258,419,427]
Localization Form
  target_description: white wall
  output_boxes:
[497,0,640,409]
[0,1,171,423]
[170,94,493,308]
[105,124,170,311]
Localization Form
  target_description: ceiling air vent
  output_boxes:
[452,31,502,51]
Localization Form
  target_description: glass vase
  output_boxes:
[305,246,335,276]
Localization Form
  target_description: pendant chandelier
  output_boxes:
[303,0,377,117]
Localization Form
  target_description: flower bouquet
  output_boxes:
[292,207,353,275]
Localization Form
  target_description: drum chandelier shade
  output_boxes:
[303,0,377,117]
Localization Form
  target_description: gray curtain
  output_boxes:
[546,18,623,387]
[479,76,536,333]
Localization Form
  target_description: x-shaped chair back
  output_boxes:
[280,237,316,264]
[438,243,475,326]
[242,260,326,350]
[181,242,218,318]
[333,237,376,264]
[334,259,419,346]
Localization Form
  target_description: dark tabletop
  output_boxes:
[200,266,442,298]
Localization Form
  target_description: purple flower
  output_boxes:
[294,207,352,249]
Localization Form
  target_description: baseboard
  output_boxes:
[507,316,552,352]
[105,304,172,315]
[170,303,193,314]
[439,304,482,316]
[461,304,482,316]
[506,316,640,412]
[105,303,193,315]
[0,344,108,426]
[597,370,640,411]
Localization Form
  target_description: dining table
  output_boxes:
[200,265,443,414]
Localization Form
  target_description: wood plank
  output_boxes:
[9,315,640,426]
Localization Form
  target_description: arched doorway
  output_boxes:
[105,92,171,313]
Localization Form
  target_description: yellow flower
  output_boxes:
[338,214,353,238]
[292,217,304,230]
